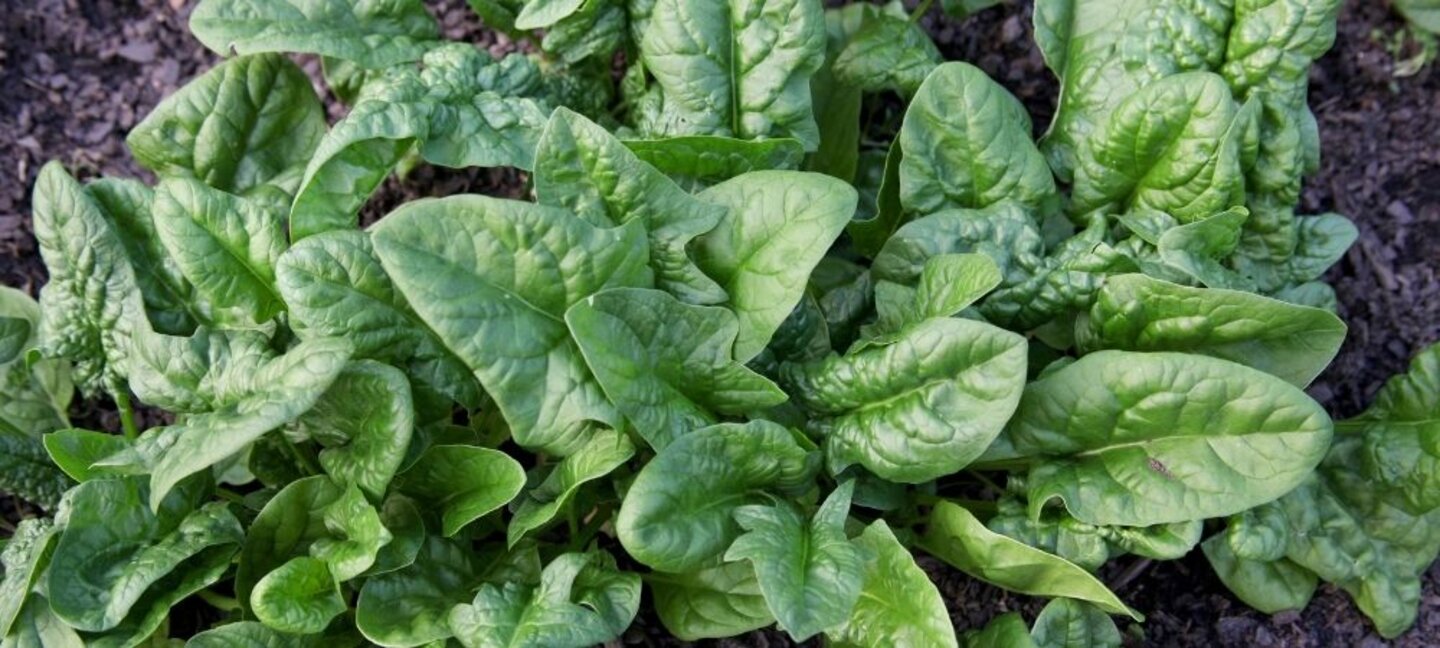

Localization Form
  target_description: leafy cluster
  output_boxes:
[2,0,1438,646]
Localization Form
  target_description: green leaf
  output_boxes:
[0,286,70,433]
[127,54,325,194]
[961,612,1037,648]
[920,501,1140,620]
[235,476,341,609]
[448,551,641,648]
[1005,351,1333,526]
[1031,599,1121,648]
[396,445,525,536]
[83,178,198,335]
[846,137,904,257]
[899,62,1055,218]
[372,194,651,455]
[152,178,288,326]
[694,170,857,361]
[276,229,483,410]
[290,46,551,240]
[649,562,772,641]
[3,596,84,648]
[623,136,806,189]
[867,253,1003,338]
[0,428,72,510]
[190,0,439,68]
[725,481,865,641]
[1078,274,1346,387]
[871,202,1045,294]
[356,536,476,647]
[826,519,956,647]
[31,162,146,395]
[147,337,353,510]
[0,519,57,638]
[1396,0,1440,32]
[508,428,634,547]
[187,621,317,647]
[637,0,826,148]
[782,317,1027,483]
[566,288,787,449]
[535,108,726,304]
[617,420,819,573]
[1201,536,1316,614]
[47,477,244,632]
[540,1,626,65]
[832,11,941,97]
[295,360,415,499]
[1070,73,1251,223]
[251,557,346,634]
[369,495,426,576]
[308,483,393,581]
[515,0,584,29]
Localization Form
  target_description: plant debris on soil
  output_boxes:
[1,0,1437,645]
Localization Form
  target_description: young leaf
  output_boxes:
[251,557,346,634]
[1201,536,1317,614]
[152,178,289,326]
[535,108,727,304]
[920,501,1140,620]
[126,54,325,194]
[961,612,1037,648]
[1030,598,1122,648]
[372,194,650,455]
[649,562,773,641]
[826,519,957,647]
[396,445,526,537]
[637,0,826,148]
[31,162,147,394]
[190,0,440,68]
[508,428,634,548]
[447,552,641,648]
[1006,351,1333,526]
[782,317,1028,483]
[1078,274,1347,387]
[617,420,819,573]
[694,170,858,362]
[566,288,787,450]
[867,253,1003,338]
[899,62,1055,218]
[356,536,476,647]
[724,481,866,641]
[290,46,551,239]
[295,360,415,499]
[47,477,244,632]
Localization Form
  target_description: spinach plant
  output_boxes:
[2,0,1435,646]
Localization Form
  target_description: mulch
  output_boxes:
[1,0,1437,645]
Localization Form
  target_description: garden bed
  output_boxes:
[1,0,1437,645]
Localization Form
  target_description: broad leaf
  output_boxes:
[251,557,346,634]
[187,621,317,647]
[0,429,72,510]
[357,537,475,647]
[694,170,857,361]
[1201,536,1316,614]
[372,194,651,455]
[617,421,819,573]
[85,178,199,334]
[832,9,941,97]
[649,562,772,641]
[826,519,957,648]
[295,360,415,498]
[1030,598,1121,648]
[448,552,641,648]
[190,0,439,68]
[396,445,526,536]
[623,136,806,189]
[508,428,634,547]
[566,288,787,450]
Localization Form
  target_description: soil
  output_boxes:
[1,0,1437,645]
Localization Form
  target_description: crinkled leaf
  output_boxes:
[826,519,957,648]
[291,46,551,240]
[867,253,1003,338]
[251,557,346,634]
[1005,351,1333,526]
[127,54,325,194]
[276,229,483,409]
[1031,598,1121,648]
[0,429,72,510]
[962,612,1037,648]
[508,428,634,547]
[396,445,525,537]
[31,162,146,395]
[448,552,640,648]
[295,360,415,499]
[649,562,772,641]
[921,501,1140,619]
[47,477,244,632]
[0,519,57,638]
[623,136,805,189]
[782,317,1027,483]
[832,11,941,97]
[356,537,476,647]
[535,108,726,304]
[3,596,84,648]
[153,178,288,326]
[190,0,439,68]
[567,288,786,450]
[1201,536,1316,614]
[637,0,826,148]
[617,420,819,573]
[1078,274,1346,387]
[694,171,857,362]
[84,179,199,335]
[899,62,1055,217]
[372,194,650,455]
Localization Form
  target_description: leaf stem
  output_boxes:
[910,0,936,24]
[197,589,241,612]
[114,389,139,441]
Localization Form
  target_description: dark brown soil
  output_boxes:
[1,0,1437,645]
